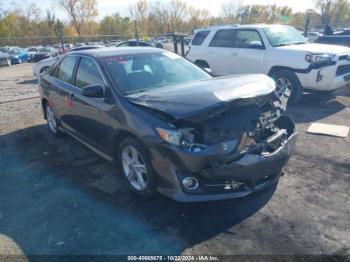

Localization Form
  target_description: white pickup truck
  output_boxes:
[186,24,350,103]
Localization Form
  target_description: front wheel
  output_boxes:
[270,70,303,104]
[118,137,155,197]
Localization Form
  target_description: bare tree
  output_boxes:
[314,0,350,26]
[169,0,187,32]
[129,0,149,34]
[221,0,244,23]
[188,7,210,30]
[57,0,98,37]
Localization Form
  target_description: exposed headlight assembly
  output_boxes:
[156,127,206,152]
[156,128,183,146]
[305,53,335,64]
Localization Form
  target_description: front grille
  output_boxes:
[336,64,350,76]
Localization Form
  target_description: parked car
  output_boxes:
[117,39,163,48]
[315,34,350,47]
[187,24,350,104]
[0,51,11,66]
[26,46,41,61]
[30,47,58,62]
[33,45,103,76]
[38,47,296,202]
[7,49,28,64]
[304,31,321,42]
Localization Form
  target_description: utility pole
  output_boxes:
[134,20,139,46]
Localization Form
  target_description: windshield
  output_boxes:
[263,25,307,47]
[102,52,211,95]
[39,47,51,52]
[28,48,37,52]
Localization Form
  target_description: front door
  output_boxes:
[66,56,115,153]
[231,29,265,74]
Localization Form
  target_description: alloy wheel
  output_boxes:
[121,146,149,191]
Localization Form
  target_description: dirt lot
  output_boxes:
[0,63,349,256]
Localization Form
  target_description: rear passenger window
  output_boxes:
[209,29,235,48]
[57,56,78,84]
[191,30,210,45]
[75,57,105,88]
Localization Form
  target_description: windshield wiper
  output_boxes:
[274,43,290,47]
[274,42,306,47]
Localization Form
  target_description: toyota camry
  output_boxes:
[38,47,296,202]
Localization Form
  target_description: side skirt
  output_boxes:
[61,127,115,162]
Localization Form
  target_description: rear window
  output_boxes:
[191,30,210,46]
[209,29,235,48]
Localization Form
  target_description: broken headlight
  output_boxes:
[156,127,206,152]
[156,128,183,146]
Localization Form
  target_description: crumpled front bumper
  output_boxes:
[150,116,297,202]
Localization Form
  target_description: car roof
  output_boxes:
[194,23,291,33]
[72,47,164,57]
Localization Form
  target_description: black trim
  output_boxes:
[278,61,337,74]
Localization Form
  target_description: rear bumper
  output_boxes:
[150,117,297,202]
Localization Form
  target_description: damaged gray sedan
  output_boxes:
[39,47,296,202]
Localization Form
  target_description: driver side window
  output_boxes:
[234,29,264,49]
[75,57,105,89]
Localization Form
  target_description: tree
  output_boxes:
[169,0,187,32]
[314,0,350,26]
[57,0,98,37]
[221,0,243,23]
[188,7,211,31]
[129,0,149,34]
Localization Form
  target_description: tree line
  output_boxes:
[0,0,349,46]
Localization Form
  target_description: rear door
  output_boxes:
[231,29,265,74]
[205,29,236,76]
[45,56,79,130]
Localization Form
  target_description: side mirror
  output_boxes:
[248,41,264,49]
[81,84,104,98]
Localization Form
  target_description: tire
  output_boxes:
[118,137,155,197]
[40,66,50,74]
[270,70,303,104]
[45,103,63,137]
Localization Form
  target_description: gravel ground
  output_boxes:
[0,63,349,257]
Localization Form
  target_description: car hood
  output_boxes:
[278,43,350,54]
[127,74,277,121]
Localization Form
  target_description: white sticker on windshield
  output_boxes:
[162,52,181,60]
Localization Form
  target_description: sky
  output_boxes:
[2,0,316,20]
